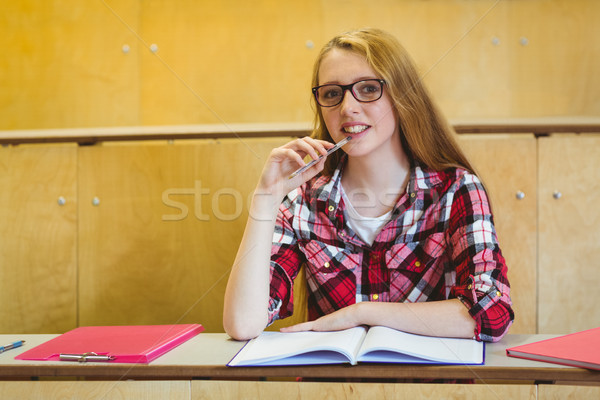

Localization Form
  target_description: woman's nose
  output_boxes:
[339,89,361,114]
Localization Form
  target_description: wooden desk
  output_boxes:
[0,333,598,383]
[1,334,599,399]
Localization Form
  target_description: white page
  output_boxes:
[357,326,483,364]
[229,326,367,366]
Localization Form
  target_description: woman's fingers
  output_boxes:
[259,138,336,193]
[286,137,330,162]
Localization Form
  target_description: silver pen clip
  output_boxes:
[59,352,115,363]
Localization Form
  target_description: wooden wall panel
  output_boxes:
[538,135,600,334]
[539,385,600,400]
[138,0,323,126]
[192,381,536,400]
[458,135,538,334]
[1,0,599,130]
[0,144,77,333]
[0,0,140,130]
[0,381,190,400]
[78,138,290,332]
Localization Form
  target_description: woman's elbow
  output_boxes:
[223,314,268,341]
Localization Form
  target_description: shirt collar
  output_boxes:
[307,156,446,219]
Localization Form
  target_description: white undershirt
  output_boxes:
[340,185,392,246]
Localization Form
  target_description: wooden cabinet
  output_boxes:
[77,138,289,332]
[0,132,598,335]
[538,134,600,334]
[0,144,77,333]
[458,135,537,334]
[461,133,600,335]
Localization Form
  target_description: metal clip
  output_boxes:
[59,352,115,362]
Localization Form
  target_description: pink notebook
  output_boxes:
[15,324,204,363]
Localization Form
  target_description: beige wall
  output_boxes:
[1,0,599,131]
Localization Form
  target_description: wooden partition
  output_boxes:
[0,144,77,334]
[458,135,538,334]
[538,135,600,334]
[0,121,599,335]
[2,1,600,130]
[77,138,290,331]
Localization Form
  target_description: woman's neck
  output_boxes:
[342,147,411,218]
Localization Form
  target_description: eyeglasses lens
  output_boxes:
[315,80,383,107]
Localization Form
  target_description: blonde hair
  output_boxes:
[311,28,474,175]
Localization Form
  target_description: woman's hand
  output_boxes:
[280,303,362,333]
[256,137,335,200]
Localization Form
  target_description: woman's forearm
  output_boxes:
[356,299,476,339]
[222,192,280,340]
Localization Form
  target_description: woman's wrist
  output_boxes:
[352,301,371,327]
[248,189,282,222]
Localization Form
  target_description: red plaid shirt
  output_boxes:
[268,158,514,342]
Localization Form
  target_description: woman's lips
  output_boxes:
[342,124,370,139]
[342,124,370,134]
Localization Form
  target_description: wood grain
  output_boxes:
[458,134,538,334]
[2,1,600,130]
[0,381,190,400]
[191,381,536,400]
[77,138,290,331]
[538,134,600,333]
[0,144,77,333]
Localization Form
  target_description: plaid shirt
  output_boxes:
[268,158,514,342]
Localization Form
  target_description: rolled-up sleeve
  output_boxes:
[267,191,305,325]
[448,173,514,342]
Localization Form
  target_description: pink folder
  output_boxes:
[506,327,600,370]
[15,324,204,363]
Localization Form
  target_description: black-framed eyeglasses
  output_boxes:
[312,79,386,107]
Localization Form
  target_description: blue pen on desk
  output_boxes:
[288,136,352,179]
[0,340,25,354]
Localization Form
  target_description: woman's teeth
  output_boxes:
[343,125,369,134]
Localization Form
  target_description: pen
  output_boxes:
[288,136,352,179]
[0,340,25,354]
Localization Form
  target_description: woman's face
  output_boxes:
[317,48,400,159]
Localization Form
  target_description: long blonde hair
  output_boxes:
[311,28,474,176]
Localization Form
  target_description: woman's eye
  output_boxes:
[360,84,378,94]
[323,88,341,99]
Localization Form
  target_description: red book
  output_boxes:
[506,327,600,370]
[15,324,204,363]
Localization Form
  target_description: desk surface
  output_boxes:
[0,333,599,383]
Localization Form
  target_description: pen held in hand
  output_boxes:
[288,136,352,179]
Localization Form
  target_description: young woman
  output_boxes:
[223,28,514,343]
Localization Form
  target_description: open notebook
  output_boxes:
[229,326,484,366]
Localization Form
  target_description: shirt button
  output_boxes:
[414,261,421,267]
[410,193,416,198]
[328,205,335,212]
[324,262,330,269]
[467,284,472,290]
[372,294,379,300]
[496,291,502,297]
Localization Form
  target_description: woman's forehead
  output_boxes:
[318,48,377,85]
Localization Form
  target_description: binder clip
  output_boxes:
[59,352,115,362]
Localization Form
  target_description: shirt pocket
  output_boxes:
[385,232,446,272]
[385,233,446,301]
[302,241,359,286]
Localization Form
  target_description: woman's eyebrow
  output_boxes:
[319,76,380,86]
